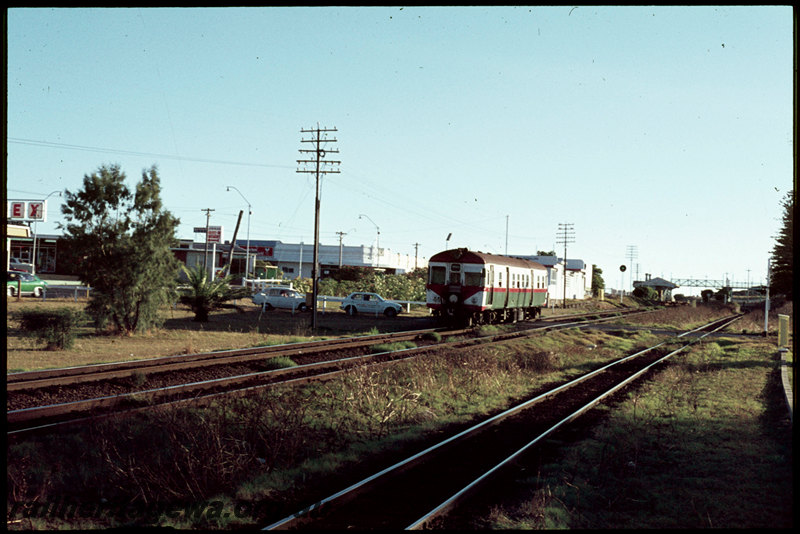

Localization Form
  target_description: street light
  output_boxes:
[446,233,452,250]
[358,214,380,267]
[31,190,62,275]
[226,186,251,281]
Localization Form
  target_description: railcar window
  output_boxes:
[430,266,446,284]
[464,272,482,286]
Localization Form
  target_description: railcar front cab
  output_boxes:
[428,261,485,323]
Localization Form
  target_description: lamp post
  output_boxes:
[359,214,380,267]
[226,186,251,281]
[31,190,62,275]
[446,233,452,250]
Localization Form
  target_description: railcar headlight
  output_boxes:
[448,294,458,303]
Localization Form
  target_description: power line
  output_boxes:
[8,137,293,170]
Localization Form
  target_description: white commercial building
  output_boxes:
[237,239,427,280]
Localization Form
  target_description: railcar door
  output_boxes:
[503,267,510,307]
[487,265,495,306]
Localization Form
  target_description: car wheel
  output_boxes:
[384,307,397,318]
[346,306,357,316]
[264,303,274,311]
[298,303,308,312]
[34,287,43,298]
[7,286,16,297]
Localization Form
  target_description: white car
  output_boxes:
[252,287,308,312]
[9,257,33,273]
[340,292,402,317]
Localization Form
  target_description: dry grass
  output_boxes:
[6,297,435,373]
[6,299,312,372]
[730,300,793,335]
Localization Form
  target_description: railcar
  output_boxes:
[426,248,549,326]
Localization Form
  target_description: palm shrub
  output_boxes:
[178,265,251,322]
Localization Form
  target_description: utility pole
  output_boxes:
[336,231,347,269]
[626,245,638,293]
[201,208,215,271]
[505,215,509,255]
[556,223,575,308]
[297,124,340,330]
[413,242,420,270]
[764,259,771,336]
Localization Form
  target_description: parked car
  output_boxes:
[340,292,402,317]
[251,286,308,312]
[9,257,33,273]
[7,270,48,297]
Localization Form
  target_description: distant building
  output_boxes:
[5,231,427,282]
[238,239,426,279]
[633,274,678,301]
[172,238,426,281]
[513,255,593,301]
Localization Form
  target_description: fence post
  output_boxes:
[778,314,789,348]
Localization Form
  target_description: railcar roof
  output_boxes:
[429,248,546,270]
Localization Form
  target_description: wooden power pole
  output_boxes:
[297,125,340,330]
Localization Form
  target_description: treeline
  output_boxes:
[291,266,427,302]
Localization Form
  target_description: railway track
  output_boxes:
[7,308,649,436]
[6,308,634,393]
[263,313,742,530]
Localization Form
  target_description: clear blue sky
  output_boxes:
[6,6,793,293]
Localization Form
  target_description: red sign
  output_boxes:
[207,226,223,244]
[28,202,45,220]
[10,202,24,218]
[256,246,273,257]
[8,201,46,222]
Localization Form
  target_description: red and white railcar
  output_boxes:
[426,248,549,325]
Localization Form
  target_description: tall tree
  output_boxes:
[770,191,793,299]
[60,164,181,334]
[591,264,605,297]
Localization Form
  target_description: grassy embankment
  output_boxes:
[464,303,793,529]
[6,300,792,529]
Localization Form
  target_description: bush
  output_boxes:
[632,286,658,301]
[292,268,427,301]
[18,308,85,350]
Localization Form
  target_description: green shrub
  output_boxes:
[259,356,298,371]
[370,341,417,353]
[422,331,442,342]
[18,308,85,350]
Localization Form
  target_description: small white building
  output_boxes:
[513,255,593,301]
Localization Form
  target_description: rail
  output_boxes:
[263,314,742,530]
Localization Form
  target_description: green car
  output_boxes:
[7,270,48,297]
